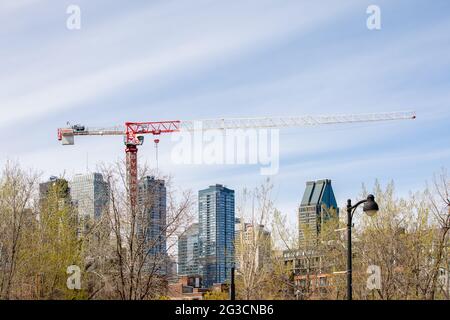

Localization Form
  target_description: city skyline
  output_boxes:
[1,0,449,228]
[1,0,449,305]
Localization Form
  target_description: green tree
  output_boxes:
[0,161,39,299]
[23,178,85,299]
[203,290,229,300]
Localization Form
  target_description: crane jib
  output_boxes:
[57,111,416,144]
[57,111,415,212]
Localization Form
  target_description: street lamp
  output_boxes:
[346,194,379,300]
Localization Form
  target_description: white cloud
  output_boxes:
[0,0,361,127]
[1,0,449,221]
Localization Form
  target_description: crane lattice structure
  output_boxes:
[58,111,416,209]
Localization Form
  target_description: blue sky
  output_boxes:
[1,0,449,222]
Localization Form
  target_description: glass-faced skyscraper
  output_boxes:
[198,184,235,288]
[298,179,339,245]
[178,223,200,276]
[70,173,109,220]
[138,176,167,258]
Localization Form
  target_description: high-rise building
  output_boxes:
[198,184,235,288]
[178,223,200,276]
[138,176,167,257]
[235,220,271,271]
[69,173,109,220]
[298,179,338,245]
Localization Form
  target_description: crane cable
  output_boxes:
[154,138,160,171]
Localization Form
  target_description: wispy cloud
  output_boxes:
[0,0,448,219]
[0,0,361,127]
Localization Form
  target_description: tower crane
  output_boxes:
[57,111,416,209]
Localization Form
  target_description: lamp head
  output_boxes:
[363,194,379,217]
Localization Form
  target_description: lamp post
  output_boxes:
[346,194,379,301]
